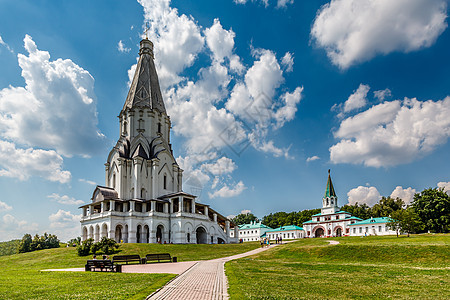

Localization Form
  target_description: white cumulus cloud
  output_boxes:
[390,186,416,205]
[47,193,84,205]
[347,186,381,206]
[306,155,320,162]
[311,0,448,69]
[48,209,81,241]
[209,181,247,198]
[343,84,370,113]
[0,140,71,183]
[0,201,12,212]
[0,35,105,158]
[330,92,450,167]
[437,181,450,195]
[117,40,131,53]
[0,214,39,241]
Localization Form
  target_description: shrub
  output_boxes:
[76,238,119,256]
[77,238,93,256]
[18,233,60,253]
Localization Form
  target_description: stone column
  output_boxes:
[234,226,239,239]
[151,159,160,198]
[89,205,93,215]
[83,207,87,217]
[151,200,156,212]
[117,158,125,199]
[204,206,208,217]
[179,197,183,213]
[104,164,109,186]
[133,157,143,199]
[109,200,114,211]
[142,203,147,212]
[129,200,135,212]
[164,203,169,214]
[191,200,196,214]
[225,220,230,236]
[213,213,217,222]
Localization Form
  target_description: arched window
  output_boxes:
[187,233,190,243]
[112,173,116,189]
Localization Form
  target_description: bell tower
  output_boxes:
[322,169,338,215]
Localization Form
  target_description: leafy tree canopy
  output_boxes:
[230,213,258,226]
[412,188,450,233]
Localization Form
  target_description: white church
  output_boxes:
[303,170,397,238]
[80,38,238,244]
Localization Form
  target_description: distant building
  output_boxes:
[303,170,395,237]
[79,38,238,244]
[348,217,396,236]
[232,221,272,242]
[264,225,305,240]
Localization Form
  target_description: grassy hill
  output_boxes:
[226,234,450,299]
[0,239,20,256]
[0,242,259,299]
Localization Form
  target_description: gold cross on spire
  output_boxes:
[144,22,150,39]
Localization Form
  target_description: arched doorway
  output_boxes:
[136,225,142,243]
[218,237,225,244]
[89,226,94,239]
[156,225,164,243]
[314,227,324,238]
[335,227,342,237]
[115,225,123,243]
[196,227,207,244]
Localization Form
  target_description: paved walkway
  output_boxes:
[147,244,280,300]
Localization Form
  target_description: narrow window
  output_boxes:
[158,122,161,133]
[163,174,167,189]
[112,173,116,189]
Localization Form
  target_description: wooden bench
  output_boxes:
[145,253,174,263]
[112,254,142,265]
[85,260,122,272]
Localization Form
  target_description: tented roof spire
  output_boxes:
[122,38,166,113]
[324,169,336,198]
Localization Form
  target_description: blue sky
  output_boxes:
[0,0,449,241]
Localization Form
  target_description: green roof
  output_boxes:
[266,225,305,232]
[303,220,315,224]
[324,169,336,198]
[348,217,391,226]
[239,222,272,230]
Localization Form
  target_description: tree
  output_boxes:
[98,237,119,254]
[77,238,93,256]
[412,188,450,233]
[340,203,371,220]
[230,213,258,226]
[388,207,424,237]
[18,234,32,253]
[18,233,60,253]
[371,197,404,217]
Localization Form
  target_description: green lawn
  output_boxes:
[0,242,259,300]
[226,234,450,299]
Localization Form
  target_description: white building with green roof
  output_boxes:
[232,221,272,242]
[303,170,397,238]
[264,225,305,240]
[348,217,397,236]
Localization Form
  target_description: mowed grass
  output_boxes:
[226,234,450,299]
[0,242,259,299]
